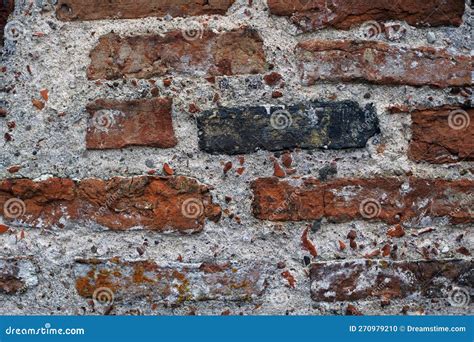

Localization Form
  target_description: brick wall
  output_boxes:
[0,0,472,315]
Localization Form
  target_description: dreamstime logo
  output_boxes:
[270,109,292,130]
[3,198,26,219]
[181,20,204,41]
[372,272,417,296]
[4,20,26,42]
[92,287,115,306]
[359,198,382,219]
[269,289,290,308]
[91,110,117,131]
[448,287,470,307]
[448,110,470,130]
[181,198,204,219]
[360,21,383,39]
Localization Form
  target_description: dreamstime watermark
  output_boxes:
[371,271,417,297]
[270,109,293,130]
[268,192,300,220]
[4,19,26,42]
[359,198,382,219]
[3,198,27,219]
[352,109,378,135]
[269,289,290,309]
[92,287,115,306]
[181,19,204,41]
[94,188,124,218]
[448,287,470,307]
[360,21,383,39]
[448,109,470,130]
[5,322,85,336]
[181,198,204,219]
[91,110,119,131]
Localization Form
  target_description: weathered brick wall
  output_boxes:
[0,0,472,315]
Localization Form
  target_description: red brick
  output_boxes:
[251,177,473,225]
[0,257,38,294]
[56,0,235,21]
[408,106,474,164]
[87,28,267,80]
[252,177,325,221]
[268,0,465,32]
[296,40,471,88]
[310,259,471,302]
[85,97,177,150]
[0,176,221,232]
[74,259,267,305]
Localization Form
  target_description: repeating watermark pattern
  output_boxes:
[181,20,204,41]
[270,109,293,130]
[372,272,417,296]
[3,198,27,219]
[92,287,115,306]
[360,21,383,39]
[384,23,407,41]
[353,109,378,135]
[268,192,300,220]
[359,198,382,219]
[95,189,124,218]
[181,198,204,219]
[448,109,470,130]
[91,110,118,131]
[269,289,290,309]
[448,287,470,307]
[4,20,26,42]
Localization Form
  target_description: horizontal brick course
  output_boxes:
[0,177,221,232]
[56,0,235,21]
[251,177,473,225]
[87,29,267,80]
[310,259,472,302]
[268,0,465,31]
[74,258,267,305]
[297,40,471,88]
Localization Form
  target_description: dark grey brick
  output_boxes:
[197,100,379,154]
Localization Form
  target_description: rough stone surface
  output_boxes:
[252,177,474,226]
[408,106,474,164]
[268,0,466,32]
[0,257,38,294]
[310,259,472,302]
[74,258,268,305]
[297,40,472,88]
[56,0,236,21]
[0,0,472,316]
[87,29,267,80]
[198,101,379,154]
[86,97,177,150]
[0,176,221,232]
